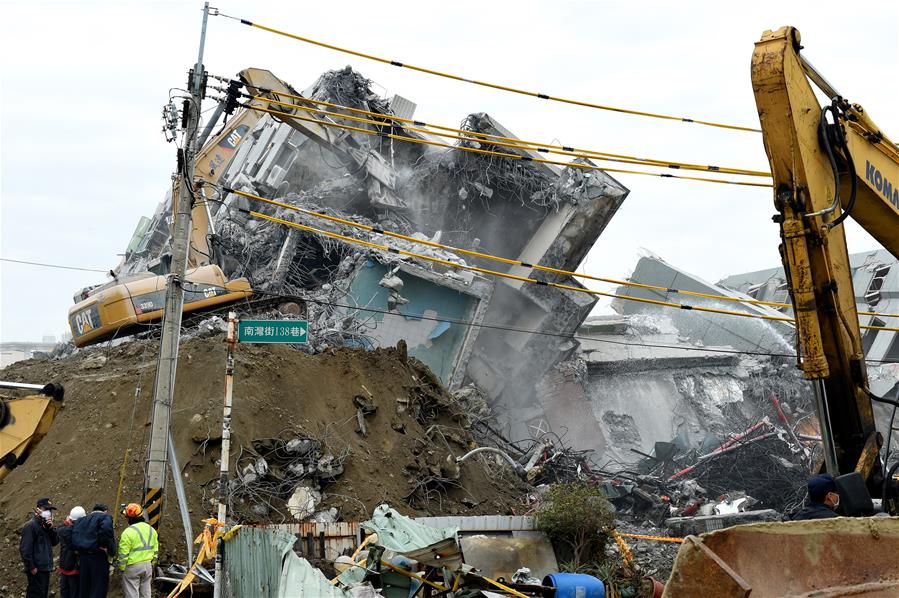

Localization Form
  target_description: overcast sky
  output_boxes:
[1,0,897,343]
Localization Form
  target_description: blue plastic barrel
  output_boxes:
[543,573,606,598]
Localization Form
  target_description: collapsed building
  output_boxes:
[719,247,899,399]
[115,66,628,439]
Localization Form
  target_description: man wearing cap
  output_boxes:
[117,503,158,598]
[20,497,60,598]
[74,503,116,598]
[790,473,841,520]
[58,505,86,598]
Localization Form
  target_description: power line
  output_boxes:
[215,12,762,133]
[1,257,108,274]
[191,282,899,366]
[240,102,772,188]
[228,188,899,331]
[244,208,812,330]
[6,257,894,365]
[208,77,770,179]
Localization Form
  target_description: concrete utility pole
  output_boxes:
[143,2,211,530]
[213,312,238,598]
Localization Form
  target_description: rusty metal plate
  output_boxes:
[664,517,899,597]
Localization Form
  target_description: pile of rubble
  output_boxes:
[0,336,529,587]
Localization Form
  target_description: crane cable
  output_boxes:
[237,101,773,188]
[230,88,771,179]
[215,12,762,134]
[226,187,899,323]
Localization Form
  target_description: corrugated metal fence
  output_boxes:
[224,527,296,598]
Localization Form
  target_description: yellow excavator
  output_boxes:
[68,67,406,347]
[65,87,261,347]
[664,27,899,597]
[0,381,64,482]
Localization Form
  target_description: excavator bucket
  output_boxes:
[0,384,64,482]
[664,518,899,597]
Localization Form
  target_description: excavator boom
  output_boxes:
[663,26,899,597]
[751,26,899,480]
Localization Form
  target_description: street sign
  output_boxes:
[238,319,308,343]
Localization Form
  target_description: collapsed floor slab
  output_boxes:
[532,315,814,467]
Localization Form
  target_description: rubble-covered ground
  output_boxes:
[0,338,528,592]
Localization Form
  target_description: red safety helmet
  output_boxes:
[122,503,143,518]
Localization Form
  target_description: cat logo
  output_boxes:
[72,307,98,336]
[219,124,249,151]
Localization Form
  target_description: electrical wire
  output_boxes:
[215,12,761,133]
[251,92,771,178]
[1,257,108,273]
[196,280,899,366]
[239,206,899,333]
[240,101,772,188]
[207,79,770,179]
[9,254,894,365]
[244,207,813,329]
[226,186,899,324]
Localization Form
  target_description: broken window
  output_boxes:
[864,265,891,307]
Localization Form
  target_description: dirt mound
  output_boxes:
[0,337,526,588]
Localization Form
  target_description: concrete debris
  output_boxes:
[720,247,899,455]
[78,353,107,370]
[287,484,322,520]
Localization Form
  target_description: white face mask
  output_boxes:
[832,495,840,509]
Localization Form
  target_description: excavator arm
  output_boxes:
[751,27,899,483]
[185,107,262,268]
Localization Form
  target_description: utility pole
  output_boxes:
[143,2,211,530]
[213,312,238,598]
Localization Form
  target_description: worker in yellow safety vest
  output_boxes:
[117,504,158,598]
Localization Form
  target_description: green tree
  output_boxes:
[536,482,615,569]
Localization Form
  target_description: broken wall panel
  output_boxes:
[469,277,598,440]
[613,254,795,354]
[342,259,492,389]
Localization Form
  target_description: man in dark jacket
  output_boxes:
[58,506,86,598]
[74,503,116,598]
[20,497,60,598]
[790,473,841,520]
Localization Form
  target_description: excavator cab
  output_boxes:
[0,381,64,482]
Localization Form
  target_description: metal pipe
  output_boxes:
[814,380,840,475]
[168,432,194,565]
[455,447,525,477]
[799,55,842,101]
[213,312,237,598]
[197,102,225,150]
[0,381,45,391]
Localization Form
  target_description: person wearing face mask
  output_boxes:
[20,497,60,598]
[790,473,841,520]
[58,505,86,598]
